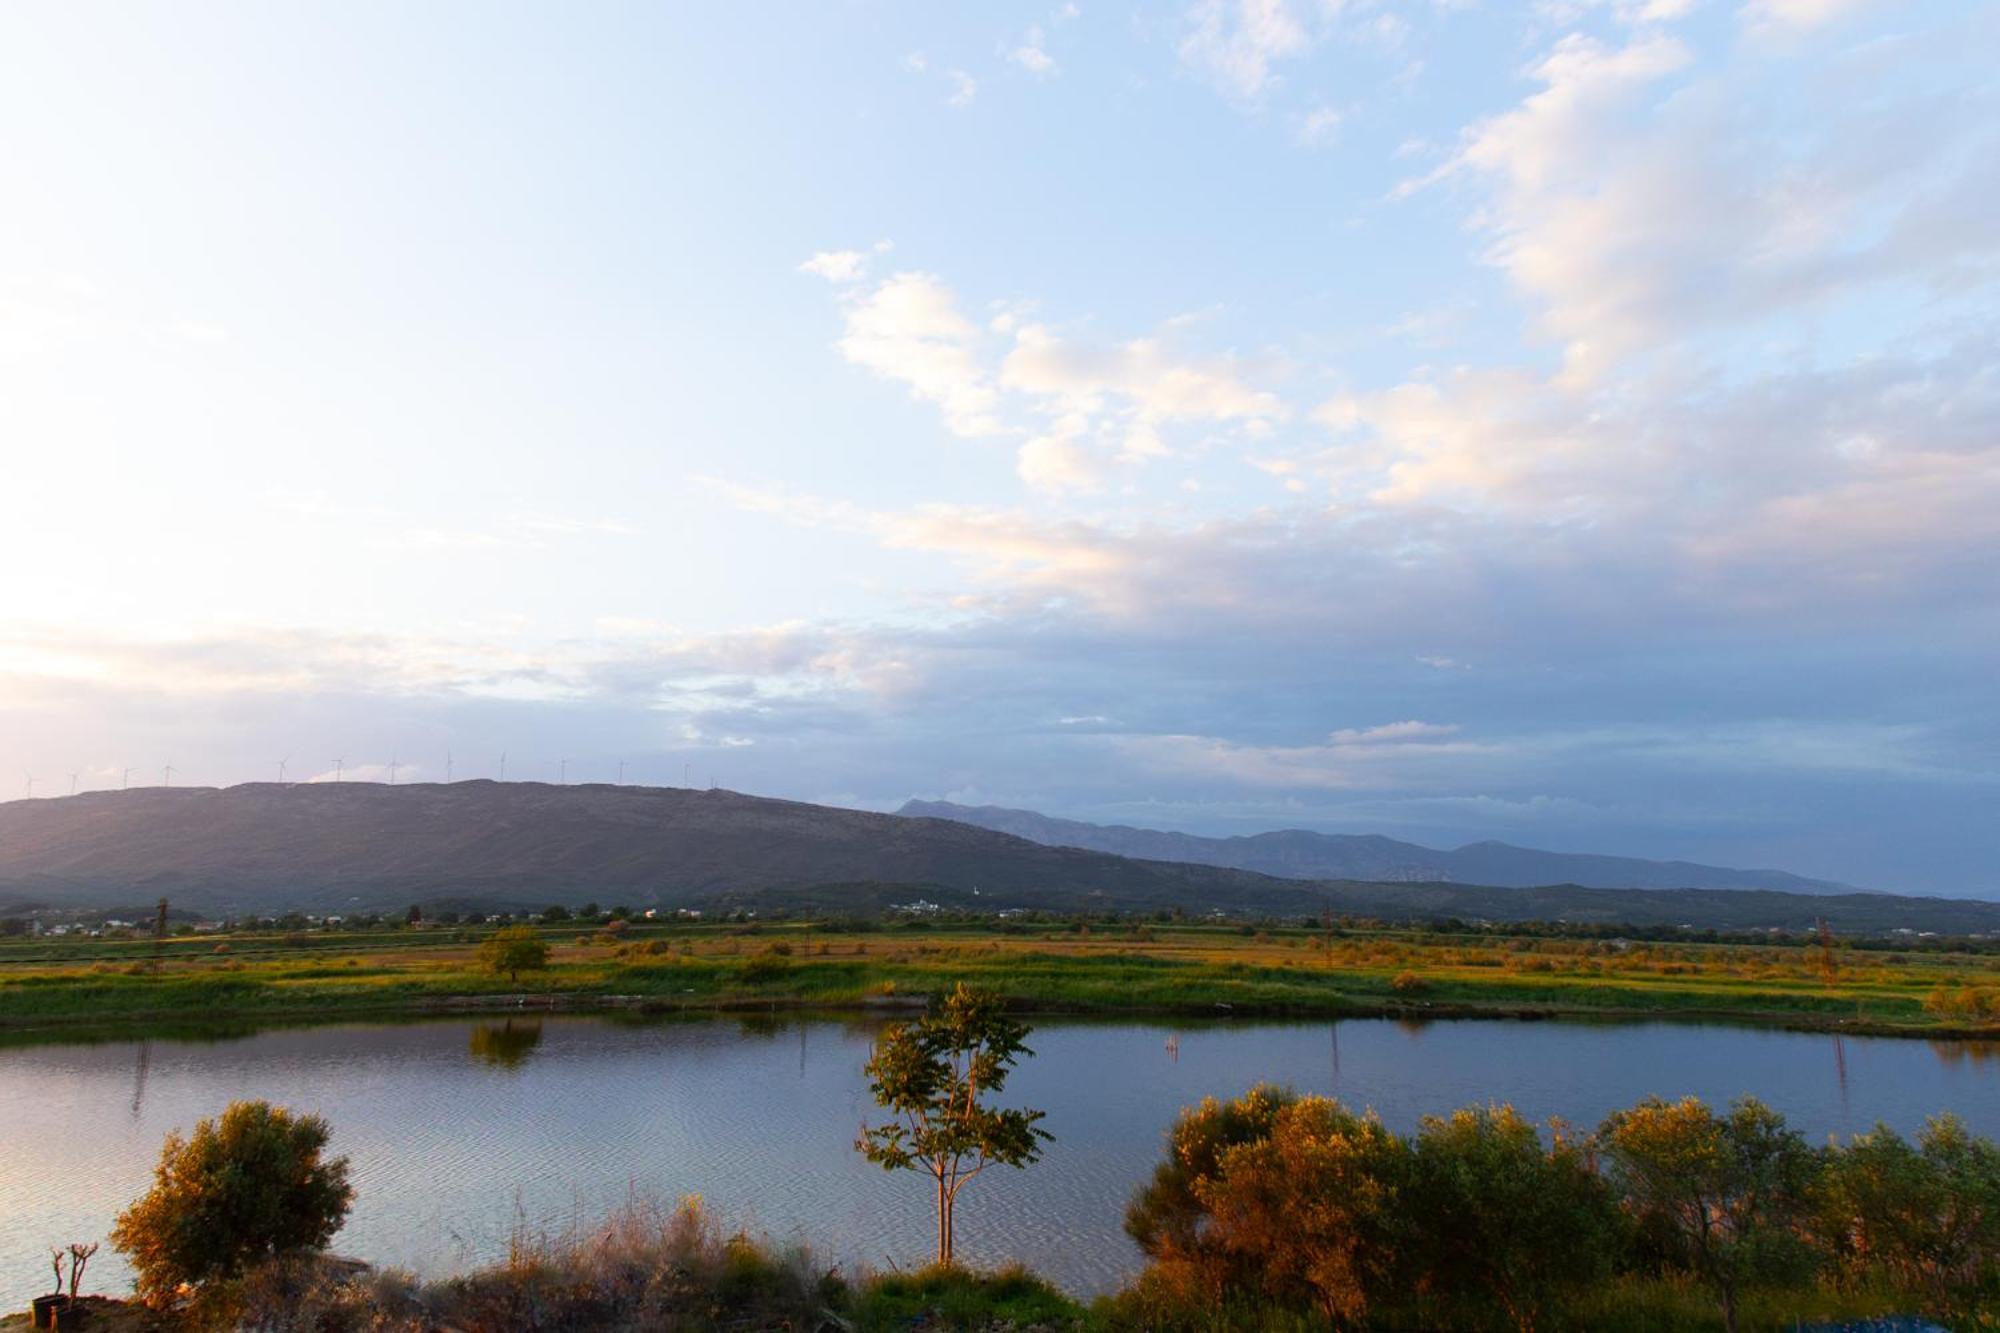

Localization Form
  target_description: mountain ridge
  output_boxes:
[1,782,1990,935]
[894,800,1862,896]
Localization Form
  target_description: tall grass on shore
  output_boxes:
[211,1196,1080,1333]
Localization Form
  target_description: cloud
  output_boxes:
[798,250,869,284]
[813,264,1287,489]
[832,272,1004,436]
[947,69,978,107]
[1329,721,1462,745]
[1740,0,1873,35]
[1421,20,1999,385]
[1178,0,1311,101]
[1011,26,1057,74]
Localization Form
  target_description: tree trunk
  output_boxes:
[1720,1281,1738,1333]
[936,1175,949,1265]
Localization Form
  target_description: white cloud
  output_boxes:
[833,272,1004,436]
[1179,0,1311,101]
[1329,721,1462,745]
[1017,432,1103,492]
[1011,26,1057,74]
[947,69,978,107]
[1422,22,1999,385]
[798,250,869,283]
[1740,0,1872,35]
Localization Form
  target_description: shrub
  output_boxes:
[1390,970,1430,995]
[1407,1105,1620,1329]
[110,1100,353,1309]
[1599,1096,1820,1333]
[477,926,549,981]
[1815,1113,2000,1313]
[1126,1085,1412,1324]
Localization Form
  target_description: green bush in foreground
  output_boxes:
[109,1100,353,1310]
[1118,1086,1998,1332]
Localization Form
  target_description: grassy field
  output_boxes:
[2,916,1998,1037]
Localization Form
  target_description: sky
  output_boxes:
[0,0,1994,894]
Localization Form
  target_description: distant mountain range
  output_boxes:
[897,801,1861,896]
[1,782,1992,935]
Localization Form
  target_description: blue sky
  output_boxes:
[1,0,1995,893]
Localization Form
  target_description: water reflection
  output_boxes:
[129,1039,151,1119]
[1930,1039,2000,1068]
[467,1020,543,1070]
[2,1015,1995,1310]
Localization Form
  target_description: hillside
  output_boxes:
[0,783,1990,934]
[0,782,1308,917]
[896,801,1861,896]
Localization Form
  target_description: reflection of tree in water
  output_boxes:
[1394,1016,1433,1039]
[468,1019,543,1070]
[1929,1039,2000,1069]
[736,1013,788,1041]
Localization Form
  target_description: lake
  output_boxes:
[2,1013,1996,1308]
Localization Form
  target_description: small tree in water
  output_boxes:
[857,983,1049,1265]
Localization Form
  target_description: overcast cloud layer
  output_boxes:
[1,1,1995,894]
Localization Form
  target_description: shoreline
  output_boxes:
[3,984,1995,1045]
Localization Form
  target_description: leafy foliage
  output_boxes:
[110,1100,353,1308]
[476,924,549,981]
[1407,1104,1620,1330]
[857,982,1049,1264]
[1596,1095,1820,1333]
[1815,1113,2000,1314]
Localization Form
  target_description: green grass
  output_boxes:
[853,1263,1089,1330]
[2,920,1994,1038]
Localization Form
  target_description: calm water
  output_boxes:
[2,1014,1996,1306]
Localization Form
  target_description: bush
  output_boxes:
[1407,1105,1620,1328]
[110,1100,353,1308]
[1390,970,1430,995]
[1815,1113,2000,1314]
[477,926,550,981]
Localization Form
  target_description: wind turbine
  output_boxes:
[121,767,134,791]
[617,760,626,785]
[277,757,289,785]
[69,772,79,796]
[333,757,344,784]
[499,751,507,781]
[445,747,454,784]
[23,774,34,799]
[559,758,568,785]
[162,762,177,788]
[388,755,400,785]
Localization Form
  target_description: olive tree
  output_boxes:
[857,983,1049,1266]
[110,1100,353,1308]
[1600,1095,1819,1333]
[478,924,550,981]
